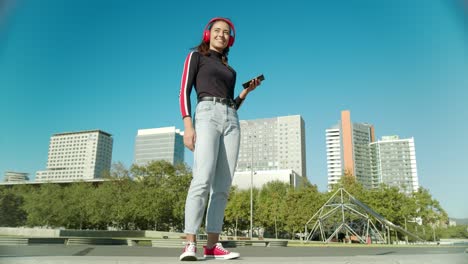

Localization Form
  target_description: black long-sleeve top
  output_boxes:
[179,50,243,118]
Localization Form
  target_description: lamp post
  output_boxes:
[404,217,408,244]
[250,134,255,239]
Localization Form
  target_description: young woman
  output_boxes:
[178,17,260,261]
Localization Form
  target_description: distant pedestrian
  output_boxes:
[178,17,261,261]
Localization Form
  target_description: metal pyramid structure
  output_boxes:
[304,188,422,244]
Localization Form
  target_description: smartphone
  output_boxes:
[242,74,265,89]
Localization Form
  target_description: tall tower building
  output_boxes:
[370,136,419,194]
[326,110,375,191]
[236,115,306,177]
[134,127,184,166]
[36,130,113,182]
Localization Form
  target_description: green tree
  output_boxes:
[87,180,114,229]
[165,162,192,231]
[283,183,323,239]
[103,176,135,230]
[364,185,417,226]
[256,181,288,239]
[103,161,130,179]
[21,183,66,227]
[0,186,27,226]
[328,172,367,201]
[439,225,468,239]
[129,160,192,231]
[411,187,448,241]
[63,182,94,229]
[224,187,252,237]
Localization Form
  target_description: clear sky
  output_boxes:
[1,0,467,218]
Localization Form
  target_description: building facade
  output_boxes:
[326,110,375,191]
[134,127,184,166]
[36,130,113,182]
[326,111,420,194]
[236,115,306,178]
[232,169,304,190]
[4,171,29,182]
[370,136,419,194]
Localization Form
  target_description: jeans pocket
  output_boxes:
[195,102,214,121]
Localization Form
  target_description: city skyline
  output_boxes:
[1,1,467,218]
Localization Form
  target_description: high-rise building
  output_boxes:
[36,130,113,182]
[4,171,29,182]
[370,136,419,194]
[326,110,375,191]
[134,127,184,166]
[232,169,304,190]
[236,115,306,177]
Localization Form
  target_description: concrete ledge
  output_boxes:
[126,239,153,246]
[66,238,128,246]
[0,237,28,245]
[28,238,67,244]
[0,227,60,237]
[148,239,287,248]
[150,239,207,248]
[216,240,288,247]
[0,228,288,248]
[145,231,184,239]
[0,228,186,239]
[267,240,288,247]
[151,239,184,248]
[61,230,145,238]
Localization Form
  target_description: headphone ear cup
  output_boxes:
[203,30,210,43]
[228,35,235,47]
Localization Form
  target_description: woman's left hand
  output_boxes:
[245,78,261,92]
[240,78,261,99]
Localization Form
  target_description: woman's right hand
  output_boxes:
[183,117,196,151]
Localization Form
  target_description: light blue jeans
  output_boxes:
[184,100,240,235]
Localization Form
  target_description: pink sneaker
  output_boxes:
[179,242,197,261]
[203,242,240,260]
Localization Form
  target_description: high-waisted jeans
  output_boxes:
[184,100,240,235]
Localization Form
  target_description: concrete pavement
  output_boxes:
[0,245,467,264]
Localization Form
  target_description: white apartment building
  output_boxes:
[232,169,304,190]
[326,111,420,194]
[236,115,306,178]
[326,111,375,191]
[134,127,184,166]
[4,171,29,182]
[326,127,342,189]
[36,130,113,182]
[370,136,419,194]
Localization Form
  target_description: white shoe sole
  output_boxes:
[204,254,240,260]
[180,254,198,261]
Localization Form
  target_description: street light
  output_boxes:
[250,134,256,239]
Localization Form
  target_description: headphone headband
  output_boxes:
[203,17,236,47]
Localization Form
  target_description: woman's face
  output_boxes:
[209,20,230,52]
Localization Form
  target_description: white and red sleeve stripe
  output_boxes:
[179,51,198,119]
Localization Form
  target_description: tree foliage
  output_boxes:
[0,186,27,226]
[224,187,253,236]
[0,168,457,241]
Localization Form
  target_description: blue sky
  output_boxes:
[1,0,467,218]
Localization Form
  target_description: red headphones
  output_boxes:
[202,17,236,47]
